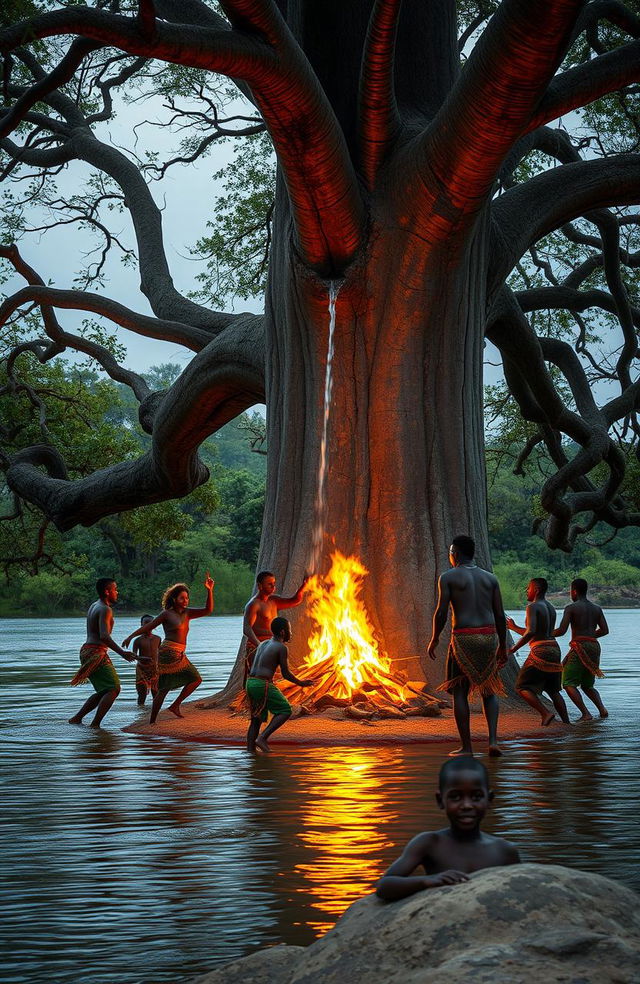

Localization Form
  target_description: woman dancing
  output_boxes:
[124,573,214,723]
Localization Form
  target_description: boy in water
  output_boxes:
[123,573,214,723]
[507,577,570,726]
[133,615,160,707]
[246,616,315,752]
[69,578,135,727]
[375,757,520,901]
[554,578,609,720]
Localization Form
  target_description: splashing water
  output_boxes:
[309,281,339,572]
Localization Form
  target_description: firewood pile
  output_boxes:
[278,660,445,719]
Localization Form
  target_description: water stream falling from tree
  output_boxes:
[309,281,340,573]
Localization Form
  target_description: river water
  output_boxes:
[2,612,639,984]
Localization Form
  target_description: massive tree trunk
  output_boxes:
[260,195,491,682]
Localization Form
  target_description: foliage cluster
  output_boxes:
[0,349,266,616]
[489,451,640,608]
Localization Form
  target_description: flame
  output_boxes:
[294,551,413,707]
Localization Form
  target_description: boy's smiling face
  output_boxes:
[436,768,493,832]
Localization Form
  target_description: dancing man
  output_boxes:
[508,578,570,726]
[242,570,309,683]
[69,578,135,727]
[554,578,609,720]
[428,536,507,757]
[246,617,314,752]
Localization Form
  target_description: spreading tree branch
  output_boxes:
[0,245,152,403]
[403,0,585,241]
[0,283,213,355]
[515,285,640,329]
[2,48,240,334]
[491,153,640,291]
[358,0,403,191]
[529,39,640,129]
[0,38,101,140]
[4,317,266,530]
[0,0,365,275]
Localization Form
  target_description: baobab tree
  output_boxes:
[1,1,639,687]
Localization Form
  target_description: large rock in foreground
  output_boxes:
[193,864,639,984]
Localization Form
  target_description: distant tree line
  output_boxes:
[488,449,640,608]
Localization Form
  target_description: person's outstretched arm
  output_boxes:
[279,648,314,688]
[272,575,310,609]
[99,609,134,660]
[123,611,166,648]
[187,573,215,618]
[553,608,571,637]
[506,616,525,635]
[510,604,536,655]
[376,834,468,901]
[492,580,508,664]
[595,609,609,638]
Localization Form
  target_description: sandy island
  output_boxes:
[123,700,569,747]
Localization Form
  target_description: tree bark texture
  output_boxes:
[259,191,491,682]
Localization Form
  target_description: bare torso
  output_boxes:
[528,599,557,640]
[415,829,518,874]
[244,595,279,640]
[160,609,191,645]
[249,638,286,680]
[442,565,500,628]
[565,599,605,637]
[135,633,160,662]
[86,600,112,645]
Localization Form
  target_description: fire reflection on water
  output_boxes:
[291,746,400,935]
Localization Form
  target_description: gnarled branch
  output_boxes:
[488,287,640,548]
[358,0,403,191]
[404,0,585,241]
[4,315,266,530]
[529,39,640,130]
[491,153,640,290]
[0,1,365,275]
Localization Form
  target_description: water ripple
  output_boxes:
[2,613,639,984]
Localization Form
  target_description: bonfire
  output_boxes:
[279,552,442,719]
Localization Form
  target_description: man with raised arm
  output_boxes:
[554,578,609,721]
[427,535,507,757]
[242,570,309,683]
[69,578,135,727]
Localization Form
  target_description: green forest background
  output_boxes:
[2,359,640,617]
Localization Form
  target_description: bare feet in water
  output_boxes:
[167,704,184,719]
[541,712,556,727]
[68,716,83,725]
[448,747,473,757]
[578,712,593,722]
[488,744,503,757]
[256,736,270,753]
